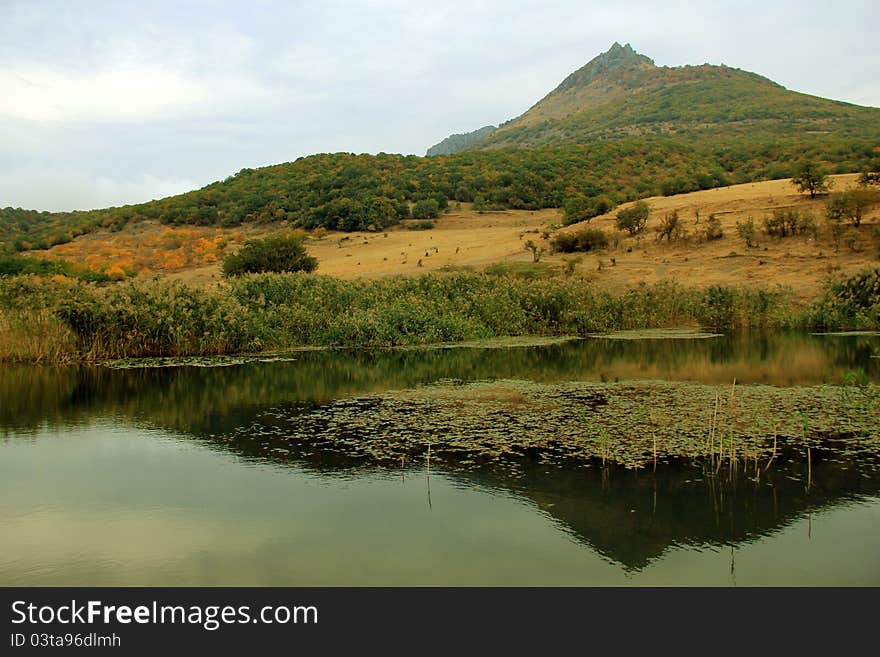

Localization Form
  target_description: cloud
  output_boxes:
[0,61,282,124]
[0,167,199,212]
[0,0,878,210]
[1,66,201,123]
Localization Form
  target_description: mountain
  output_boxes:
[3,43,879,255]
[427,42,880,152]
[426,125,496,156]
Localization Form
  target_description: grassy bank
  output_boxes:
[0,269,877,362]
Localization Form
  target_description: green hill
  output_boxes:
[2,42,879,255]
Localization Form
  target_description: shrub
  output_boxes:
[705,213,724,241]
[222,235,317,277]
[656,211,686,242]
[0,255,69,277]
[406,220,435,231]
[808,268,880,329]
[858,167,880,187]
[562,195,615,225]
[589,195,615,217]
[842,227,861,252]
[764,209,815,238]
[736,217,757,247]
[551,228,609,253]
[701,285,736,329]
[523,239,545,262]
[412,199,440,220]
[615,201,650,235]
[825,188,880,228]
[0,254,114,282]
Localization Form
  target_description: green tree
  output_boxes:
[735,217,757,247]
[791,161,831,199]
[615,201,650,235]
[563,194,615,226]
[222,234,317,277]
[412,198,440,220]
[562,195,593,225]
[825,189,880,228]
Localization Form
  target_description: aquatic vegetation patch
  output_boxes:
[587,329,722,340]
[106,354,302,369]
[220,379,880,471]
[396,336,580,350]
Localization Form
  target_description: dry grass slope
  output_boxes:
[34,174,879,300]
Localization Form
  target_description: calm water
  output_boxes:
[1,332,879,586]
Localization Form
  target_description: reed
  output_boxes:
[0,267,866,362]
[0,309,78,363]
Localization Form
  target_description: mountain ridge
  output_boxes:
[426,125,497,156]
[426,42,873,154]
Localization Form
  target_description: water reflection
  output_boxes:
[1,332,879,584]
[2,331,879,435]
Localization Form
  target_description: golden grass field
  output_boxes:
[36,174,879,299]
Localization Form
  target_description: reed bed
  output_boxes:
[0,268,875,362]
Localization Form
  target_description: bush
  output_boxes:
[825,189,879,228]
[412,199,440,220]
[736,217,757,247]
[222,235,317,277]
[551,228,609,253]
[858,167,880,187]
[562,195,615,225]
[406,220,435,231]
[0,254,115,282]
[656,211,686,242]
[808,268,880,329]
[705,213,723,241]
[615,201,650,235]
[764,209,815,238]
[0,255,69,277]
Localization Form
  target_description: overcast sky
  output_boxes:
[2,0,878,211]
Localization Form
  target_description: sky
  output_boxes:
[1,0,878,212]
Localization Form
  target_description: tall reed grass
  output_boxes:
[0,268,872,362]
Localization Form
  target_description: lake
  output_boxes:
[2,331,879,585]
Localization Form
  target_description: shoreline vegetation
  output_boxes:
[2,268,878,363]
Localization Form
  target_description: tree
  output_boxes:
[412,198,440,220]
[562,195,593,225]
[656,211,686,242]
[825,189,880,228]
[791,161,831,199]
[222,234,317,277]
[615,201,650,235]
[735,217,757,247]
[563,194,616,226]
[523,239,545,262]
